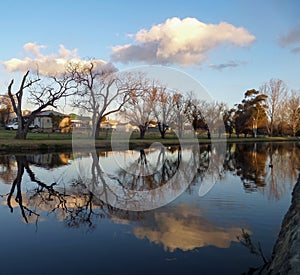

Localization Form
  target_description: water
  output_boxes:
[0,142,299,274]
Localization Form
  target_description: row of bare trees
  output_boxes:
[261,79,300,137]
[1,60,299,140]
[1,60,227,140]
[224,81,300,138]
[1,61,144,140]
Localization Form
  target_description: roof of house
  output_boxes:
[36,110,68,117]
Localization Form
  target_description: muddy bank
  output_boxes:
[268,174,300,274]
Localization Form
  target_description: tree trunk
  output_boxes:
[270,117,274,137]
[15,130,27,140]
[95,126,100,139]
[15,124,30,140]
[207,130,211,139]
[252,120,257,138]
[177,119,183,139]
[178,130,182,139]
[93,115,103,139]
[139,126,146,139]
[253,128,257,138]
[158,122,166,139]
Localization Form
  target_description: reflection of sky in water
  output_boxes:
[134,203,244,251]
[0,143,299,274]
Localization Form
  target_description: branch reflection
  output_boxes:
[0,141,299,231]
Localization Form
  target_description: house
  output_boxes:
[7,110,70,132]
[32,110,70,132]
[69,113,91,130]
[33,113,52,129]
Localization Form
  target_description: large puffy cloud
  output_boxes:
[111,17,255,66]
[2,42,115,75]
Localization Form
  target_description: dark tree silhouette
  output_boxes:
[7,70,77,139]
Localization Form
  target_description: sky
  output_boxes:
[0,0,299,108]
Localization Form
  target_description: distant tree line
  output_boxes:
[0,59,299,140]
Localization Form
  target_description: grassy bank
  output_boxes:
[0,129,299,153]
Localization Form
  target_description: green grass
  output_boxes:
[0,129,71,140]
[0,129,298,153]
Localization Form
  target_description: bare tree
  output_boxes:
[71,61,143,139]
[153,85,178,139]
[122,84,156,139]
[201,101,227,138]
[171,92,187,138]
[184,93,206,137]
[285,91,300,136]
[7,70,77,139]
[260,79,287,136]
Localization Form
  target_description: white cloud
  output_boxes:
[111,17,256,66]
[2,42,115,76]
[23,42,46,58]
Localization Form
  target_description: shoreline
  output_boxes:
[0,136,299,153]
[267,174,300,274]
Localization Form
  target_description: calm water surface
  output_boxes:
[0,142,299,274]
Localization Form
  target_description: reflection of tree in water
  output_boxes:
[2,142,300,227]
[226,142,300,199]
[6,155,45,223]
[0,153,71,186]
[0,155,17,184]
[26,153,71,169]
[187,143,225,195]
[233,143,268,191]
[266,142,300,200]
[116,147,181,191]
[2,154,144,228]
[185,142,299,200]
[86,147,198,211]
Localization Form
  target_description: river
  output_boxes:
[0,142,299,274]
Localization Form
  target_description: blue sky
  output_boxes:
[1,0,299,107]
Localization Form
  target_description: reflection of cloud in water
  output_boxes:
[134,204,245,252]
